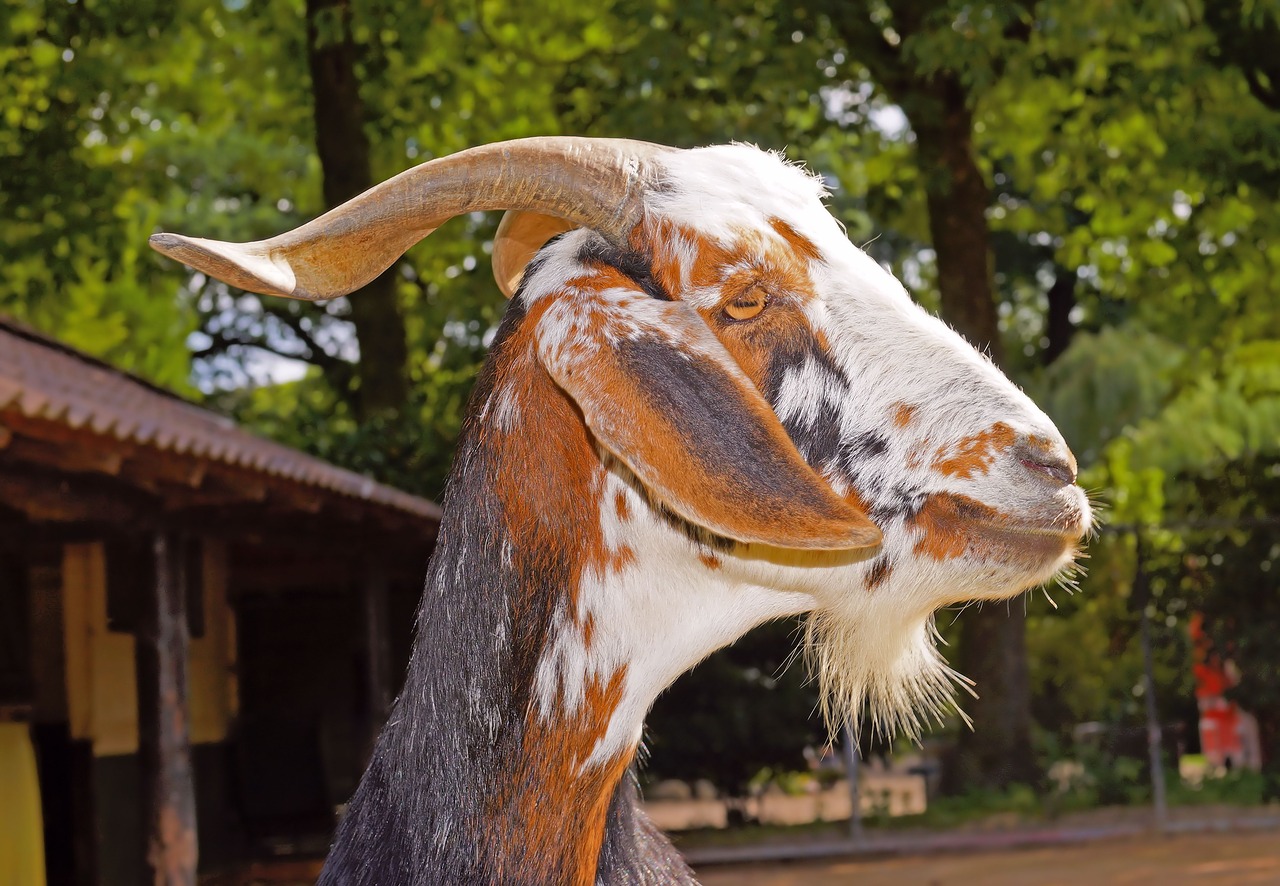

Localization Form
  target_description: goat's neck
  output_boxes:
[322,305,806,885]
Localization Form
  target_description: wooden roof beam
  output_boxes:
[0,462,158,524]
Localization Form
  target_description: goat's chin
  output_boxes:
[803,606,972,742]
[947,543,1086,606]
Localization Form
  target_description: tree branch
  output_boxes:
[193,298,358,400]
[1244,67,1280,111]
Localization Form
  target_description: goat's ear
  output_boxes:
[493,211,577,298]
[534,286,882,551]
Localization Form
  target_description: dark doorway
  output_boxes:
[235,589,366,847]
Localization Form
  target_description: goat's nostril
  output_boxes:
[1020,455,1076,486]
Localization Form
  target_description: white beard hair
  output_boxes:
[803,607,976,742]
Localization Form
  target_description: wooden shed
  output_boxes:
[0,319,442,885]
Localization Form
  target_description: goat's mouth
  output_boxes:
[973,515,1084,542]
[910,491,1087,574]
[968,518,1081,572]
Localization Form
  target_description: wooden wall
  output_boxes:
[61,541,237,756]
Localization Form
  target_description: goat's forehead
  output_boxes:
[648,144,831,238]
[647,146,910,305]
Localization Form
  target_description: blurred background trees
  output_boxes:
[4,0,1279,797]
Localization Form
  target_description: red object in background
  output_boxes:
[1189,613,1260,769]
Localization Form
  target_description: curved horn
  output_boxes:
[149,137,671,301]
[492,210,578,298]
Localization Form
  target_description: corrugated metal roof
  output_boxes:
[0,318,442,522]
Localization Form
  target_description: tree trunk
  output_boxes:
[945,606,1038,791]
[306,0,409,420]
[1043,267,1077,366]
[909,75,1038,791]
[909,77,1003,364]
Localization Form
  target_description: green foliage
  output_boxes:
[1032,325,1184,468]
[1,0,205,388]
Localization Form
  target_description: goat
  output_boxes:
[151,137,1091,885]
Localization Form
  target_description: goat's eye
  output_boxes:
[724,289,768,321]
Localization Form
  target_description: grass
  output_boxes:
[1167,768,1272,807]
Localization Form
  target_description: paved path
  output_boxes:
[696,829,1280,886]
[695,829,1280,885]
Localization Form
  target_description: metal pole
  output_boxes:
[841,719,863,842]
[1134,534,1168,830]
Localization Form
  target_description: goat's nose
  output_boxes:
[1015,438,1077,486]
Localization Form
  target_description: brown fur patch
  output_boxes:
[931,422,1016,480]
[488,288,646,623]
[769,217,823,262]
[487,297,609,617]
[640,219,736,296]
[714,309,811,393]
[1024,433,1055,455]
[698,551,723,570]
[601,543,636,577]
[910,492,1074,567]
[614,490,631,522]
[842,485,875,519]
[892,402,919,428]
[910,493,999,561]
[645,219,824,394]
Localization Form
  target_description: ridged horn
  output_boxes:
[148,137,671,301]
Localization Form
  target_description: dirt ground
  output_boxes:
[695,830,1280,885]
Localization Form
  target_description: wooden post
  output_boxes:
[363,559,392,747]
[135,532,197,885]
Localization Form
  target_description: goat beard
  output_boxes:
[802,607,974,743]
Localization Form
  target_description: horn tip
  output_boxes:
[148,232,187,256]
[148,232,299,299]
